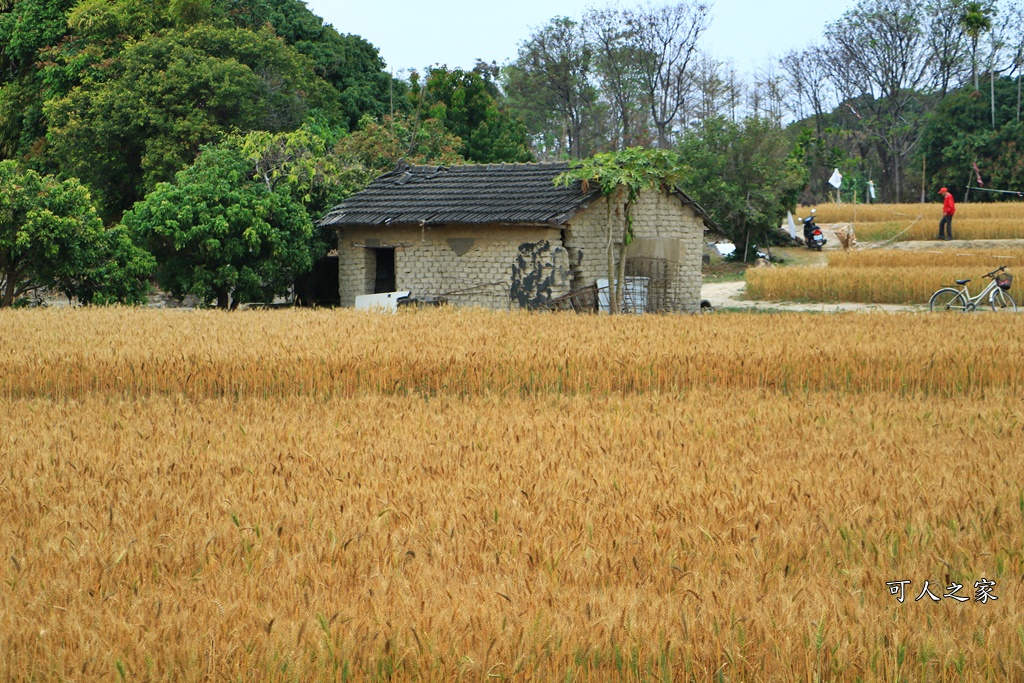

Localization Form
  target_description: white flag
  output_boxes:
[867,180,876,199]
[828,168,843,189]
[786,211,797,239]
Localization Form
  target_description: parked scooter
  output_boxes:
[802,209,827,251]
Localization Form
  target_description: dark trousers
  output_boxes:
[939,214,953,239]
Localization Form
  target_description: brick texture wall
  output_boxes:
[334,188,704,312]
[562,188,705,312]
[336,225,569,308]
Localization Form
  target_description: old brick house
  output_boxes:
[318,161,715,312]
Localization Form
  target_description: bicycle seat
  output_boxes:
[956,279,971,285]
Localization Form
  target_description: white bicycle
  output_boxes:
[929,266,1017,313]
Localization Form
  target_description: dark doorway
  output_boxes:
[373,248,396,293]
[294,255,340,307]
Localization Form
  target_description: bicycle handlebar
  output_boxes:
[983,265,1009,279]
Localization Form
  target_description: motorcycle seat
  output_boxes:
[956,279,970,285]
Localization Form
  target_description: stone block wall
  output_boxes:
[334,188,703,312]
[335,224,570,308]
[562,188,704,312]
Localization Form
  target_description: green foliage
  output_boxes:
[228,0,405,131]
[239,126,348,214]
[44,24,340,221]
[0,0,77,159]
[335,113,465,176]
[122,143,313,309]
[413,67,532,164]
[556,147,684,206]
[236,125,375,261]
[677,116,805,249]
[0,0,75,70]
[919,78,1024,199]
[0,161,153,306]
[555,147,685,312]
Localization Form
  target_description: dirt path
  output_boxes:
[700,280,924,313]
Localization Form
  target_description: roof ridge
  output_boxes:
[412,161,570,173]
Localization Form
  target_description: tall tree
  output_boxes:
[686,52,742,126]
[586,7,653,149]
[925,0,972,97]
[780,47,834,136]
[623,1,711,149]
[822,0,937,201]
[123,142,313,309]
[677,117,805,259]
[503,17,599,159]
[960,0,995,91]
[44,25,339,221]
[412,66,532,163]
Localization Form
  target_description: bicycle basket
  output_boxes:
[997,273,1013,291]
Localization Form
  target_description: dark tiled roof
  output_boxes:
[319,161,595,228]
[318,161,717,230]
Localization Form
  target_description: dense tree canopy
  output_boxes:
[1,0,400,212]
[678,116,805,254]
[920,76,1024,198]
[45,25,338,221]
[0,161,152,306]
[123,143,313,309]
[412,66,533,164]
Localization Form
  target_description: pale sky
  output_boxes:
[306,0,859,77]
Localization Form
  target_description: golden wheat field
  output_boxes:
[806,203,1024,241]
[747,249,1024,305]
[3,308,1024,681]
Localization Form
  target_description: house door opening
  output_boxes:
[373,248,396,293]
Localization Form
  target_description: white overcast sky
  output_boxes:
[306,0,860,76]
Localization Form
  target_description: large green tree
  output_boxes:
[0,161,153,306]
[503,17,600,159]
[960,0,995,92]
[412,66,533,164]
[2,0,400,210]
[44,24,339,222]
[123,143,313,309]
[677,116,805,258]
[919,76,1024,198]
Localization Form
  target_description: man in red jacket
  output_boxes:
[938,187,955,240]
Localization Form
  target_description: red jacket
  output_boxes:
[943,193,956,215]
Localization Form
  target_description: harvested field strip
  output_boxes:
[745,265,1013,305]
[3,392,1024,681]
[802,204,1024,241]
[850,218,1024,242]
[828,249,1024,269]
[811,202,1024,223]
[2,309,1024,398]
[748,250,1024,305]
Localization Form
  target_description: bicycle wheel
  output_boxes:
[989,288,1017,313]
[929,288,968,312]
